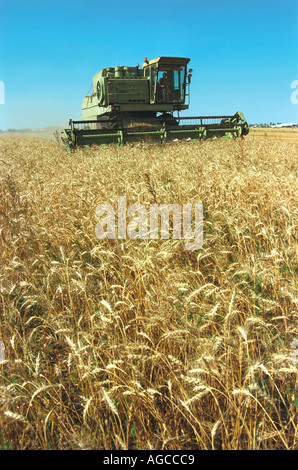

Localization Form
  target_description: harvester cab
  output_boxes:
[142,56,191,112]
[61,55,249,149]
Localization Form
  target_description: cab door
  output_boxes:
[144,64,158,104]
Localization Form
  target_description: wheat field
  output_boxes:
[0,131,297,450]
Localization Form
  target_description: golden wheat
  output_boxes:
[0,132,297,449]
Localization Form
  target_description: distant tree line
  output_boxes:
[249,123,282,128]
[0,128,33,133]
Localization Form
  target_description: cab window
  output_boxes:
[156,65,186,103]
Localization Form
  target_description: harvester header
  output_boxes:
[62,56,249,149]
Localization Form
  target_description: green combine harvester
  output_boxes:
[62,56,249,149]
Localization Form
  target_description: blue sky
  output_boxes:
[0,0,297,129]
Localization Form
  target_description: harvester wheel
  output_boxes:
[159,113,179,127]
[97,119,119,130]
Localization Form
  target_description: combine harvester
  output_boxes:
[62,56,249,149]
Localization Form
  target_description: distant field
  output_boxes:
[248,127,298,141]
[0,126,65,141]
[0,134,297,450]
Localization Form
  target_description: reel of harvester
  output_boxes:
[62,56,249,149]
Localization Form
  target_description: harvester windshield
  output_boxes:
[143,57,190,107]
[156,65,186,103]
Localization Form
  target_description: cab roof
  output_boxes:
[143,56,190,68]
